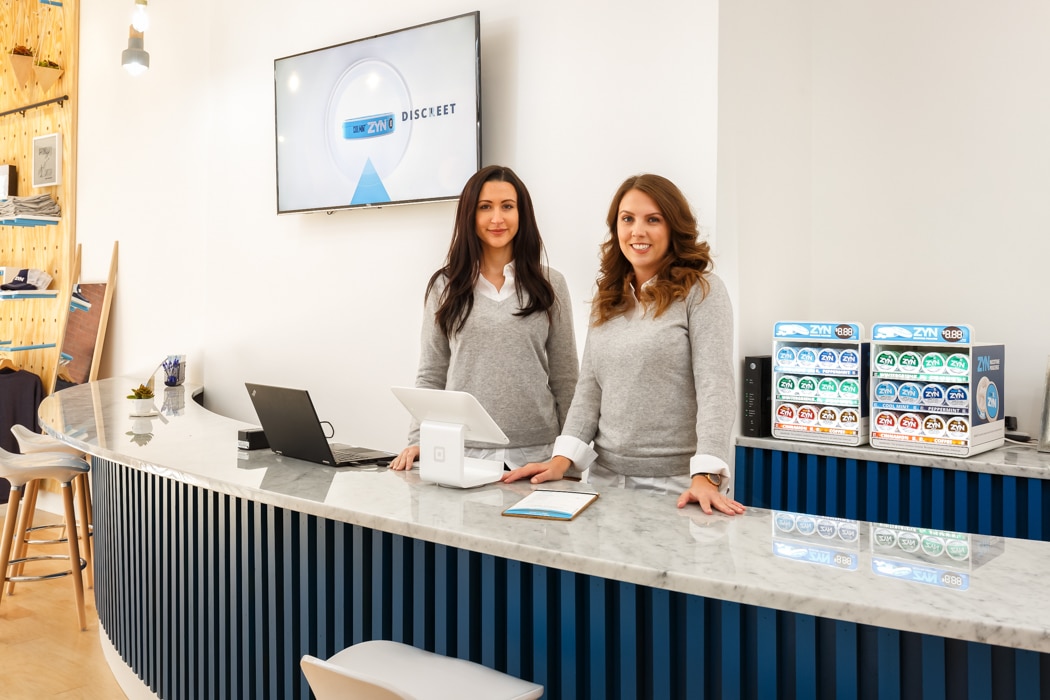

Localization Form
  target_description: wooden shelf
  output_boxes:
[0,290,60,300]
[0,216,60,226]
[0,342,56,352]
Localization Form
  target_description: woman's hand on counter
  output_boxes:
[678,475,746,516]
[390,445,420,471]
[501,456,573,484]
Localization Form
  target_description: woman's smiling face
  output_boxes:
[616,188,669,285]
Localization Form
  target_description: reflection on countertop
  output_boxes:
[770,510,1005,593]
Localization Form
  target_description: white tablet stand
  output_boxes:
[391,387,509,488]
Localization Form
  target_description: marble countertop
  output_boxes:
[738,435,1050,479]
[38,378,1050,653]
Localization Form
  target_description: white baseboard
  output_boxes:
[100,626,159,699]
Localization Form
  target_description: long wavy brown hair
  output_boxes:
[427,165,555,338]
[592,174,713,325]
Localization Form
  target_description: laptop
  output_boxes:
[390,386,509,488]
[245,383,395,467]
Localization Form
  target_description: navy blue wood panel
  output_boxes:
[91,456,1048,699]
[736,445,1050,541]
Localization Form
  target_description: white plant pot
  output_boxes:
[129,398,154,416]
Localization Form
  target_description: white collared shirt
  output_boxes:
[475,260,516,302]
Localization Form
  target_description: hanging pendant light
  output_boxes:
[121,26,149,76]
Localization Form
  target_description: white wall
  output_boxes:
[718,0,812,365]
[78,1,1050,451]
[810,2,1050,433]
[76,0,722,452]
[724,1,1050,433]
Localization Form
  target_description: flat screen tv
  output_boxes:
[274,12,481,214]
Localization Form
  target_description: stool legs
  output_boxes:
[75,472,93,589]
[7,475,93,594]
[6,479,39,595]
[60,481,87,630]
[0,479,88,630]
[0,484,24,611]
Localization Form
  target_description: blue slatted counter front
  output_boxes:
[91,455,1050,700]
[735,439,1050,541]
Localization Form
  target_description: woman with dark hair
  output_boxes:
[504,174,744,516]
[391,165,578,471]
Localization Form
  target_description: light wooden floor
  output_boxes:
[0,504,126,699]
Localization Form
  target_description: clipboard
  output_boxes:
[502,489,599,521]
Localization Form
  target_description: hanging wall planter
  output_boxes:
[8,46,34,89]
[33,59,63,93]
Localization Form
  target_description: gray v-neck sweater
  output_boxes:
[561,273,734,477]
[409,267,579,448]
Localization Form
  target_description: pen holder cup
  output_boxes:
[163,355,186,387]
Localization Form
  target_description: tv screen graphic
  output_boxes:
[274,12,481,214]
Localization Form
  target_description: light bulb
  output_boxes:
[131,0,149,33]
[123,60,148,77]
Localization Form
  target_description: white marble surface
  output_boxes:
[39,379,1050,653]
[739,435,1050,479]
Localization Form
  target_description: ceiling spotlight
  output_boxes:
[122,26,150,76]
[131,0,150,33]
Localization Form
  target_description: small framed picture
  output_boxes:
[32,133,62,188]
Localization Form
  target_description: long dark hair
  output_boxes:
[427,165,555,338]
[592,174,713,325]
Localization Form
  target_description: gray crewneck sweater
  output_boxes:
[409,267,579,448]
[561,273,735,477]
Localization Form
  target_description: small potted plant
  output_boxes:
[127,383,155,416]
[8,45,34,87]
[33,57,63,93]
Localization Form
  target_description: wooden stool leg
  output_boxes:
[60,481,87,630]
[75,472,93,589]
[0,485,23,611]
[6,479,39,595]
[83,472,93,531]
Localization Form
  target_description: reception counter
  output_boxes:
[39,379,1050,699]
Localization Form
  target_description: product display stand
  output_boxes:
[771,322,869,446]
[869,323,1004,457]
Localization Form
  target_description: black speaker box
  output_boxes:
[237,427,269,450]
[742,355,772,437]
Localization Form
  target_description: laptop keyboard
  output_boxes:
[331,444,391,464]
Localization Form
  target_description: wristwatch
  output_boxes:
[698,472,722,488]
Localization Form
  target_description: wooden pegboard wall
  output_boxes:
[1,0,80,395]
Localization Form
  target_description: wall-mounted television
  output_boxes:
[274,12,481,214]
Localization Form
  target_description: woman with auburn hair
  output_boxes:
[504,174,743,516]
[391,165,578,471]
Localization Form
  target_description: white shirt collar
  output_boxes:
[475,260,516,301]
[628,276,655,319]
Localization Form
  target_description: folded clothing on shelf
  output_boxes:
[0,194,61,218]
[0,267,52,291]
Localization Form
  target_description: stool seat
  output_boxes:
[0,448,88,485]
[301,640,544,700]
[10,424,83,456]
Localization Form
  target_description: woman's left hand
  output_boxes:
[677,475,746,516]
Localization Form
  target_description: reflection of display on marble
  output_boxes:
[769,510,1010,591]
[771,510,860,570]
[870,522,1003,591]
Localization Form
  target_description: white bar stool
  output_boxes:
[0,446,91,630]
[9,424,94,590]
[301,640,544,700]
